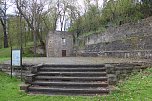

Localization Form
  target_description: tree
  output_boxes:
[140,0,152,17]
[69,0,146,37]
[0,0,8,48]
[69,0,102,36]
[15,0,49,56]
[56,0,79,31]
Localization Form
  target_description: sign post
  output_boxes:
[11,49,22,80]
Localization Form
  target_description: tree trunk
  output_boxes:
[33,30,37,57]
[0,17,9,48]
[3,20,8,48]
[4,28,8,48]
[36,30,45,47]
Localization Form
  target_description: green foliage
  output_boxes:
[112,68,152,100]
[140,0,152,17]
[0,15,48,49]
[69,5,103,37]
[0,67,152,100]
[69,0,151,37]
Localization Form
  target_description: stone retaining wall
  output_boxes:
[105,62,148,85]
[0,63,149,86]
[79,50,152,59]
[0,64,34,79]
[78,17,152,58]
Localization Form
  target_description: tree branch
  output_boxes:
[16,0,34,30]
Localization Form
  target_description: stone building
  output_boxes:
[46,31,73,57]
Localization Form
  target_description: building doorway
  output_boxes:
[62,50,66,57]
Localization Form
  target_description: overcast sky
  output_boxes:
[6,0,104,14]
[6,0,16,14]
[5,0,104,31]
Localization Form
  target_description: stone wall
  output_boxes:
[0,64,34,79]
[0,62,149,86]
[84,17,152,45]
[78,17,152,58]
[105,62,148,85]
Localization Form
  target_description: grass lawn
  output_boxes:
[0,48,11,58]
[0,58,10,64]
[0,68,152,101]
[0,43,41,59]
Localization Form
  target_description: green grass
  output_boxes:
[0,47,11,58]
[0,68,152,101]
[0,47,34,58]
[0,58,10,64]
[0,42,42,58]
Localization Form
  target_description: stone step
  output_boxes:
[28,86,109,95]
[35,76,108,81]
[31,81,108,87]
[37,71,107,77]
[24,64,109,96]
[42,64,105,68]
[39,67,106,72]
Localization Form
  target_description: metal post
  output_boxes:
[11,47,12,78]
[20,45,23,81]
[10,16,13,78]
[20,0,23,81]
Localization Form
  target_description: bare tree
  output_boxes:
[56,0,79,31]
[15,0,48,56]
[0,0,8,48]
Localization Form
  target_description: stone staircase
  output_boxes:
[22,64,109,96]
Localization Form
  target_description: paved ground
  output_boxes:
[4,57,148,65]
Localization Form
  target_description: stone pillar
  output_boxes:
[105,64,117,85]
[20,84,30,92]
[31,64,43,74]
[25,74,36,84]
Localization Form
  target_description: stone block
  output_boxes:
[108,74,117,85]
[31,64,43,74]
[31,66,38,74]
[25,74,36,84]
[116,71,121,76]
[119,74,128,80]
[105,64,115,74]
[115,66,133,70]
[20,84,30,92]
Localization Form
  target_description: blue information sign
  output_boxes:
[12,49,21,66]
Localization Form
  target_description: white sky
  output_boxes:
[6,0,16,14]
[5,0,104,31]
[77,0,104,13]
[6,0,104,14]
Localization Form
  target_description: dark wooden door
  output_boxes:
[62,50,66,57]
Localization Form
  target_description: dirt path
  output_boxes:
[4,57,148,65]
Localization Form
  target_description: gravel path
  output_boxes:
[4,57,147,65]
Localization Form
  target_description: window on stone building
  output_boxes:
[62,38,66,45]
